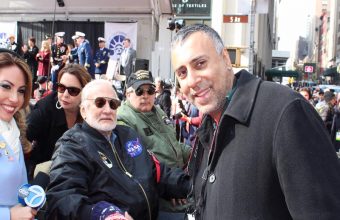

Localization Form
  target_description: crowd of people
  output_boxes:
[297,86,340,152]
[1,24,340,220]
[5,31,116,98]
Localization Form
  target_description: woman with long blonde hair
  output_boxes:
[36,40,51,77]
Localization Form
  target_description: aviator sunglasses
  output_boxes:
[87,97,121,110]
[56,83,82,96]
[135,86,156,96]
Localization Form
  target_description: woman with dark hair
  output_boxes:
[299,87,315,106]
[22,37,39,83]
[26,63,92,178]
[0,49,36,219]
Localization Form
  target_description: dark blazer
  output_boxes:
[26,92,68,165]
[22,45,39,76]
[189,70,340,219]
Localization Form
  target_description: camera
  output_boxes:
[167,18,185,32]
[178,100,187,114]
[172,99,187,120]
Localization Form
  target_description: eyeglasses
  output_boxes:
[135,86,156,96]
[56,83,81,96]
[87,97,121,110]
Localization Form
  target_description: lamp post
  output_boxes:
[248,0,256,74]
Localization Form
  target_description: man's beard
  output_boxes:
[188,88,226,116]
[86,116,117,134]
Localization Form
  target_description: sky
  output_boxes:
[277,0,313,51]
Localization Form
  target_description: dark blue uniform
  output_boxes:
[69,47,78,64]
[77,40,94,78]
[94,47,110,75]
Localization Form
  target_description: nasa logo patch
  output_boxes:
[125,139,143,157]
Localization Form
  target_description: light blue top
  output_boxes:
[0,134,28,220]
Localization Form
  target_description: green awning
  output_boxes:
[323,67,338,77]
[265,69,299,78]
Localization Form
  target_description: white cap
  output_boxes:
[74,31,85,38]
[98,37,106,42]
[54,32,65,37]
[71,35,78,40]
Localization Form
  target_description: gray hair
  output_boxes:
[81,79,116,105]
[126,87,134,94]
[171,24,225,55]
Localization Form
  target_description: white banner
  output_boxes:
[104,22,138,60]
[0,22,17,48]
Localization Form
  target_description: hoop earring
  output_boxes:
[56,100,63,109]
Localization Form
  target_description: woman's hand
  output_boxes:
[10,204,37,220]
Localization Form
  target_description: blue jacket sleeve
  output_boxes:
[0,207,10,220]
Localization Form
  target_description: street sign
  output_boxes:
[304,65,313,73]
[303,63,316,73]
[223,15,248,23]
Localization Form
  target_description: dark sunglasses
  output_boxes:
[135,86,156,96]
[56,83,82,96]
[87,97,121,110]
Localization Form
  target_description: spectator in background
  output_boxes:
[315,91,336,133]
[318,90,325,102]
[120,38,136,80]
[50,32,67,90]
[26,64,91,179]
[33,76,52,102]
[22,37,39,85]
[117,70,192,220]
[36,40,51,77]
[178,101,202,145]
[73,31,94,78]
[7,34,20,55]
[0,49,36,220]
[94,37,110,79]
[66,39,78,64]
[331,93,340,152]
[44,34,52,48]
[299,87,315,106]
[155,77,172,118]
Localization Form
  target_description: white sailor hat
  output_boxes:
[71,35,78,40]
[98,37,106,42]
[54,32,65,37]
[74,31,86,38]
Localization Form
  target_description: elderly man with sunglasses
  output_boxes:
[117,70,192,220]
[46,79,191,220]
